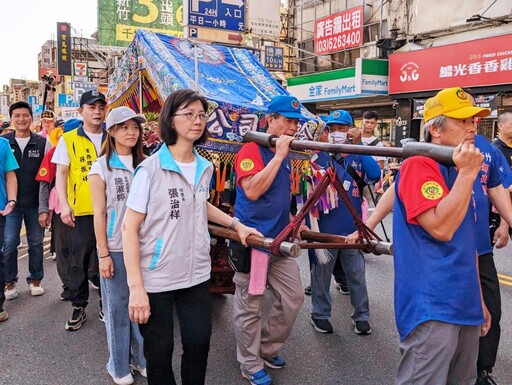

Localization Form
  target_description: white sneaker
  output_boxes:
[4,282,18,300]
[50,252,56,261]
[130,364,147,378]
[111,373,134,385]
[29,280,45,296]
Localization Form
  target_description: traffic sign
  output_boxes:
[188,0,245,32]
[58,94,80,107]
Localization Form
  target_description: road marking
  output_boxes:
[17,238,52,260]
[498,274,512,287]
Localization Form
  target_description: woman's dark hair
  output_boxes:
[100,119,145,171]
[159,89,209,146]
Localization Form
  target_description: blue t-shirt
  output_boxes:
[234,144,291,238]
[473,135,507,255]
[313,151,380,235]
[393,157,483,341]
[0,137,19,208]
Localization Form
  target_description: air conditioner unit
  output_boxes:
[360,43,380,59]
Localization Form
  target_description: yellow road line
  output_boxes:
[498,274,512,287]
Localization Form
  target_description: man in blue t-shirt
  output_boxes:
[0,136,19,322]
[233,95,309,385]
[308,110,380,336]
[393,87,492,385]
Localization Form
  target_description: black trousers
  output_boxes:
[477,252,501,372]
[68,215,98,307]
[139,280,212,385]
[53,213,71,289]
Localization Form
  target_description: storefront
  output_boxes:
[389,33,512,144]
[287,58,395,142]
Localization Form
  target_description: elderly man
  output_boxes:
[233,95,307,385]
[393,87,492,385]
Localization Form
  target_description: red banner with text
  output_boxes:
[389,34,512,94]
[314,6,363,55]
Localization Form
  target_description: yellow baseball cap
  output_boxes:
[424,87,490,122]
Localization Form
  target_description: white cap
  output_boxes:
[106,107,146,130]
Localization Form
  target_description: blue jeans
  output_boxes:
[310,248,369,321]
[0,216,6,309]
[3,206,44,283]
[101,251,146,378]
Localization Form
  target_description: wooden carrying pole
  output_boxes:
[243,131,455,167]
[208,224,302,258]
[300,230,393,256]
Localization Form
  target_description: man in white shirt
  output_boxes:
[52,90,107,331]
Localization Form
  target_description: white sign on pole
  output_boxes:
[247,0,280,37]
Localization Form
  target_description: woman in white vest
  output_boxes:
[89,106,147,385]
[122,89,261,385]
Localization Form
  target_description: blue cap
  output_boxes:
[326,110,353,126]
[63,118,82,132]
[267,95,309,120]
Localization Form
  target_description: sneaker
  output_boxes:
[262,355,285,369]
[60,289,72,301]
[65,306,87,331]
[111,373,134,385]
[4,282,18,300]
[50,252,57,261]
[0,308,8,322]
[241,368,273,385]
[476,370,498,385]
[304,285,311,296]
[89,275,100,290]
[353,320,372,335]
[29,280,45,296]
[310,316,333,334]
[130,364,147,378]
[335,282,349,295]
[99,300,105,322]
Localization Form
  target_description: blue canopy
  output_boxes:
[108,29,317,151]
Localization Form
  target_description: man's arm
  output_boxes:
[240,135,294,201]
[38,182,51,228]
[55,164,74,227]
[415,144,483,241]
[488,184,512,227]
[1,171,17,216]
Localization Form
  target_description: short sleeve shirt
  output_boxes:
[398,157,449,225]
[235,142,265,186]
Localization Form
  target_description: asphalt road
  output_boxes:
[1,214,512,385]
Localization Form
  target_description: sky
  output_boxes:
[0,0,98,87]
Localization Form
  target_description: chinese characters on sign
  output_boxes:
[264,46,284,71]
[314,6,363,55]
[389,33,512,94]
[247,0,280,37]
[57,22,72,76]
[188,0,245,32]
[98,0,184,47]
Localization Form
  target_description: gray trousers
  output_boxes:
[232,255,304,373]
[395,320,480,385]
[311,248,369,321]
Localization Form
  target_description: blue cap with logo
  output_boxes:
[267,95,309,120]
[326,110,353,126]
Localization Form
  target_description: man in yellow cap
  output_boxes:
[393,87,491,385]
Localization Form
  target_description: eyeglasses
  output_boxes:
[173,112,208,122]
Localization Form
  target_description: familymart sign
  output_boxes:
[287,58,388,102]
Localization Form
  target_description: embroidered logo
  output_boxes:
[291,100,300,109]
[240,158,254,172]
[421,181,443,200]
[39,168,48,177]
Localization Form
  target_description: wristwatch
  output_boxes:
[229,217,240,230]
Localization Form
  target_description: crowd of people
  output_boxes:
[0,86,512,385]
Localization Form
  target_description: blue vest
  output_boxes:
[393,159,483,340]
[234,145,291,238]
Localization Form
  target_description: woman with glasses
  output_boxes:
[122,89,261,385]
[89,107,147,385]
